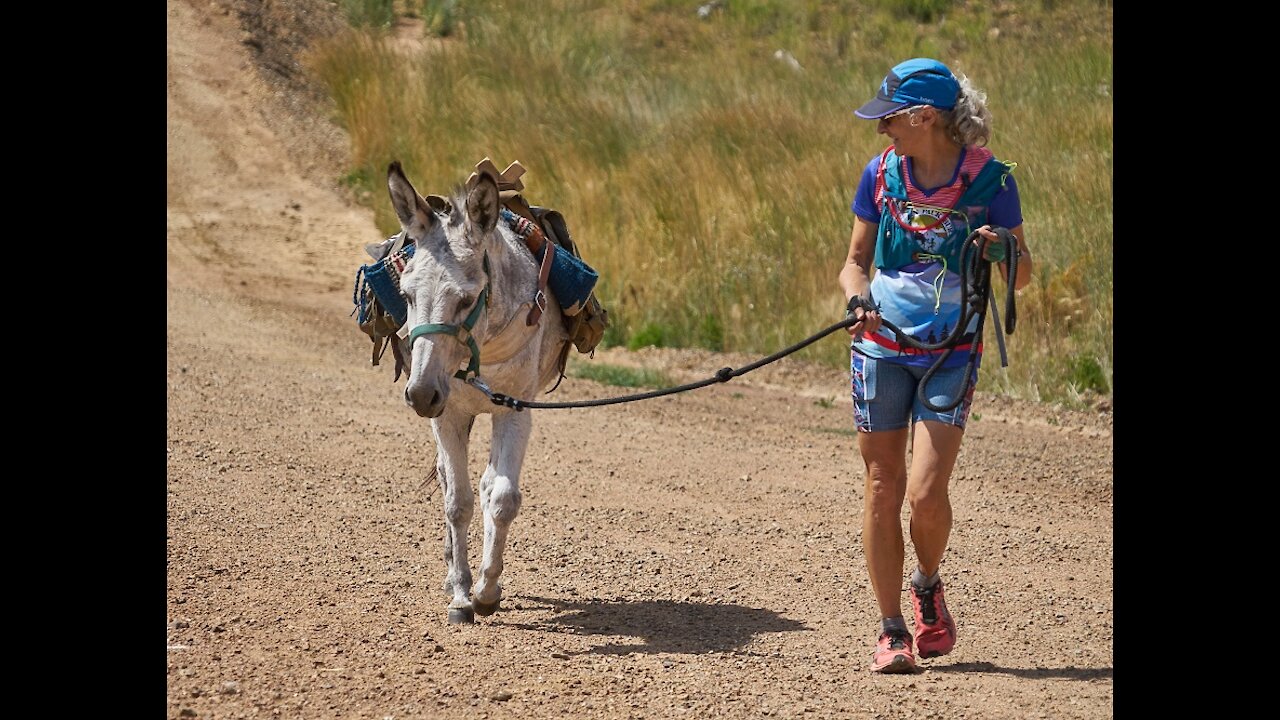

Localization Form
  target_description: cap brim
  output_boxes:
[854,97,907,119]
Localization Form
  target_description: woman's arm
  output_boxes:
[838,216,882,336]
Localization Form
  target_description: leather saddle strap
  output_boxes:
[499,198,553,326]
[527,241,554,327]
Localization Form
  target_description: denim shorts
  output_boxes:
[849,352,979,432]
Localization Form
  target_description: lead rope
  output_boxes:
[467,229,1017,412]
[466,315,862,411]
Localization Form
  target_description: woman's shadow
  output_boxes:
[501,594,810,656]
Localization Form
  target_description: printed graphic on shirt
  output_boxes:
[899,204,953,256]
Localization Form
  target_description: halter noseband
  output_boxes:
[406,254,492,381]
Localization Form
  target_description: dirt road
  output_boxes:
[166,1,1113,717]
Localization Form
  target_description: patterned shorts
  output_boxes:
[850,352,979,432]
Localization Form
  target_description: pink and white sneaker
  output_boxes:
[910,579,957,658]
[870,629,916,673]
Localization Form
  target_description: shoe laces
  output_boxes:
[881,629,911,651]
[914,582,940,625]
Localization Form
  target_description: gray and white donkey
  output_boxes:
[388,161,569,623]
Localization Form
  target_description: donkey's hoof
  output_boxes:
[472,598,500,617]
[447,607,475,624]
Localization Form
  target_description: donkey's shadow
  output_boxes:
[501,595,809,656]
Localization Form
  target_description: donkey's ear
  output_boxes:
[424,194,450,215]
[465,172,500,234]
[387,161,437,235]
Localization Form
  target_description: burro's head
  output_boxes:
[388,161,500,418]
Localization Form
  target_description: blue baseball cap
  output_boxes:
[854,58,960,119]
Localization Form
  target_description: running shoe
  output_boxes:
[910,578,957,658]
[870,628,916,673]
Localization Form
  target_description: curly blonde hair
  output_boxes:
[939,74,992,147]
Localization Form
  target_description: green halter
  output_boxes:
[406,254,492,381]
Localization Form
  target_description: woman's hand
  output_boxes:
[846,295,881,339]
[973,225,1008,263]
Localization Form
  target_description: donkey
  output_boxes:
[387,161,569,623]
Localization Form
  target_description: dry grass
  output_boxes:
[310,0,1112,406]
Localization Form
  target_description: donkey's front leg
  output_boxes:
[471,409,530,616]
[432,414,476,624]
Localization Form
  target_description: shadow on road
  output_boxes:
[929,661,1113,680]
[501,594,810,656]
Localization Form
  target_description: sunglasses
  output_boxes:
[881,105,925,123]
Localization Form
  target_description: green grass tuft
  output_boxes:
[627,323,669,351]
[570,363,674,389]
[341,0,394,28]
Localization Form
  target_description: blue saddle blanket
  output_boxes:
[354,242,416,328]
[501,207,598,316]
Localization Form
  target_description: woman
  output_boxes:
[838,58,1033,673]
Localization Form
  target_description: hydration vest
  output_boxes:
[873,146,1016,272]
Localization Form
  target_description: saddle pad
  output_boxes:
[358,243,416,327]
[536,242,597,317]
[499,207,598,316]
